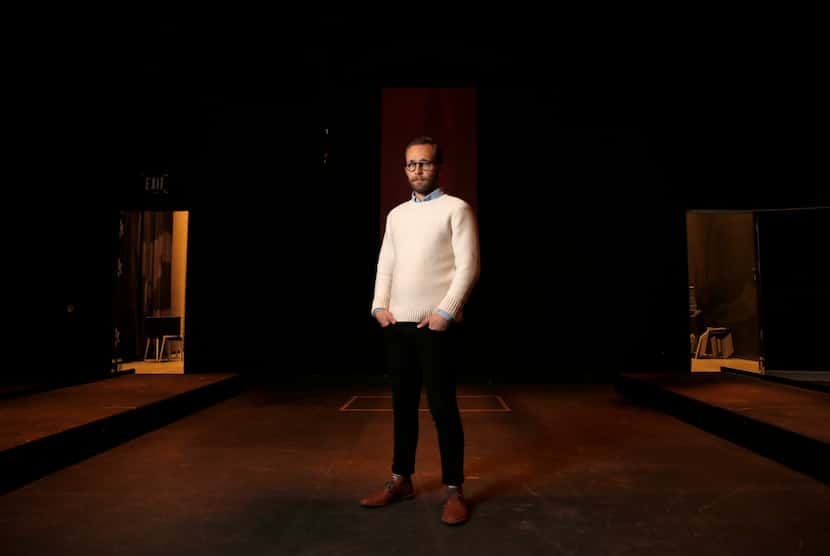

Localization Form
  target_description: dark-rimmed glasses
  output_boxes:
[405,160,436,172]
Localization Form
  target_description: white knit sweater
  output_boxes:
[371,193,480,323]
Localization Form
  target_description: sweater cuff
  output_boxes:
[437,295,464,320]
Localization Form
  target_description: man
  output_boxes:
[360,136,480,525]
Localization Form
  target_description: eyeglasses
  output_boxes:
[405,160,436,172]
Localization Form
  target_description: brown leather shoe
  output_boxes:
[441,487,470,525]
[360,476,415,508]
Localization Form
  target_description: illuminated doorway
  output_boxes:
[113,210,188,374]
[686,210,762,373]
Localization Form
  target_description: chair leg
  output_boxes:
[144,338,151,360]
[695,329,710,359]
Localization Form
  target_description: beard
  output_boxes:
[409,175,438,195]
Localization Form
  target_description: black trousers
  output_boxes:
[383,322,464,486]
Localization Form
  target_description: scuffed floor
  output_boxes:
[2,383,828,555]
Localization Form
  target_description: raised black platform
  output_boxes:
[0,373,242,494]
[0,368,137,400]
[723,367,830,394]
[615,371,830,484]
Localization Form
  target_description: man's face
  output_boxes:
[405,144,439,196]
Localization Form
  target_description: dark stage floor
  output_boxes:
[2,381,828,555]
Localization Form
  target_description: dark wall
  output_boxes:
[475,85,689,379]
[7,36,113,385]
[182,86,382,378]
[11,203,113,385]
[757,209,830,371]
[180,74,692,380]
[174,38,826,380]
[15,30,828,386]
[155,81,690,382]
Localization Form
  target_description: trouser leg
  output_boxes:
[385,324,421,476]
[418,327,464,486]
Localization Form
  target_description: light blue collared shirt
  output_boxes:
[374,188,453,322]
[412,188,445,203]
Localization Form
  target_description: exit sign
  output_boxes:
[143,174,169,195]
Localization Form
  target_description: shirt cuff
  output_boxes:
[372,307,385,316]
[435,309,453,321]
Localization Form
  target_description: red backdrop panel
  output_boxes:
[379,88,477,236]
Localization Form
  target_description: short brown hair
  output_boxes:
[405,136,443,165]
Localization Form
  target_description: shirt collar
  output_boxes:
[412,188,444,203]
